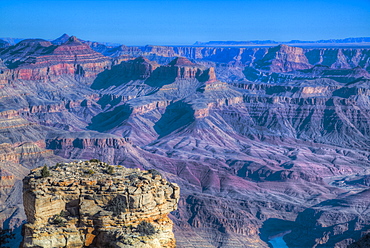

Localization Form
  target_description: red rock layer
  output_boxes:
[117,56,159,79]
[4,36,112,81]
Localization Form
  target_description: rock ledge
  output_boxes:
[22,161,179,248]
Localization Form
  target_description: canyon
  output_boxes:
[1,34,370,247]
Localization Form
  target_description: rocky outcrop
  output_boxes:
[120,56,159,79]
[147,57,217,83]
[0,143,19,164]
[51,34,71,45]
[0,39,56,68]
[91,56,159,90]
[22,161,179,248]
[2,34,370,248]
[1,36,111,81]
[89,57,242,145]
[45,132,135,164]
[254,44,312,72]
[46,136,130,150]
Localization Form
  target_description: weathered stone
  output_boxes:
[22,161,179,248]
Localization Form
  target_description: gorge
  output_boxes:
[1,34,370,247]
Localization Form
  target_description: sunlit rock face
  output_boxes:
[1,36,370,247]
[0,36,111,81]
[22,161,179,248]
[253,44,312,72]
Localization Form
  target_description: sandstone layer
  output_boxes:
[98,44,370,72]
[22,161,179,248]
[1,35,370,247]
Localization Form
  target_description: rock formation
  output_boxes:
[0,36,111,81]
[100,44,370,71]
[1,35,370,247]
[51,33,71,45]
[22,161,179,248]
[254,44,312,72]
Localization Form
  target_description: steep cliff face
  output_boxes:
[2,36,370,248]
[91,56,159,90]
[0,39,56,68]
[100,44,370,72]
[51,33,71,45]
[146,57,217,83]
[254,44,312,72]
[89,57,241,145]
[0,36,111,82]
[85,54,370,247]
[0,140,57,246]
[0,36,114,245]
[45,131,136,165]
[22,161,179,248]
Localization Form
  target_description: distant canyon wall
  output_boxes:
[105,45,370,71]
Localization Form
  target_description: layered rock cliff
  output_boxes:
[22,161,179,248]
[2,35,370,247]
[0,36,111,82]
[89,56,240,145]
[98,44,370,71]
[254,44,312,72]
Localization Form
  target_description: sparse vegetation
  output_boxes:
[89,158,100,163]
[41,165,50,178]
[106,195,127,215]
[50,214,66,227]
[107,165,115,175]
[59,210,68,217]
[137,221,156,236]
[128,173,138,181]
[148,169,162,178]
[86,169,95,175]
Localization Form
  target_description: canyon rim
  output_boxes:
[0,34,370,247]
[1,1,370,247]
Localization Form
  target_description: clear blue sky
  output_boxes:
[0,0,369,45]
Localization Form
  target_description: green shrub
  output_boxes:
[128,173,138,181]
[148,169,162,178]
[85,169,95,175]
[51,215,66,227]
[89,158,100,163]
[107,165,115,175]
[106,195,127,215]
[41,165,50,178]
[60,210,68,217]
[137,221,156,236]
